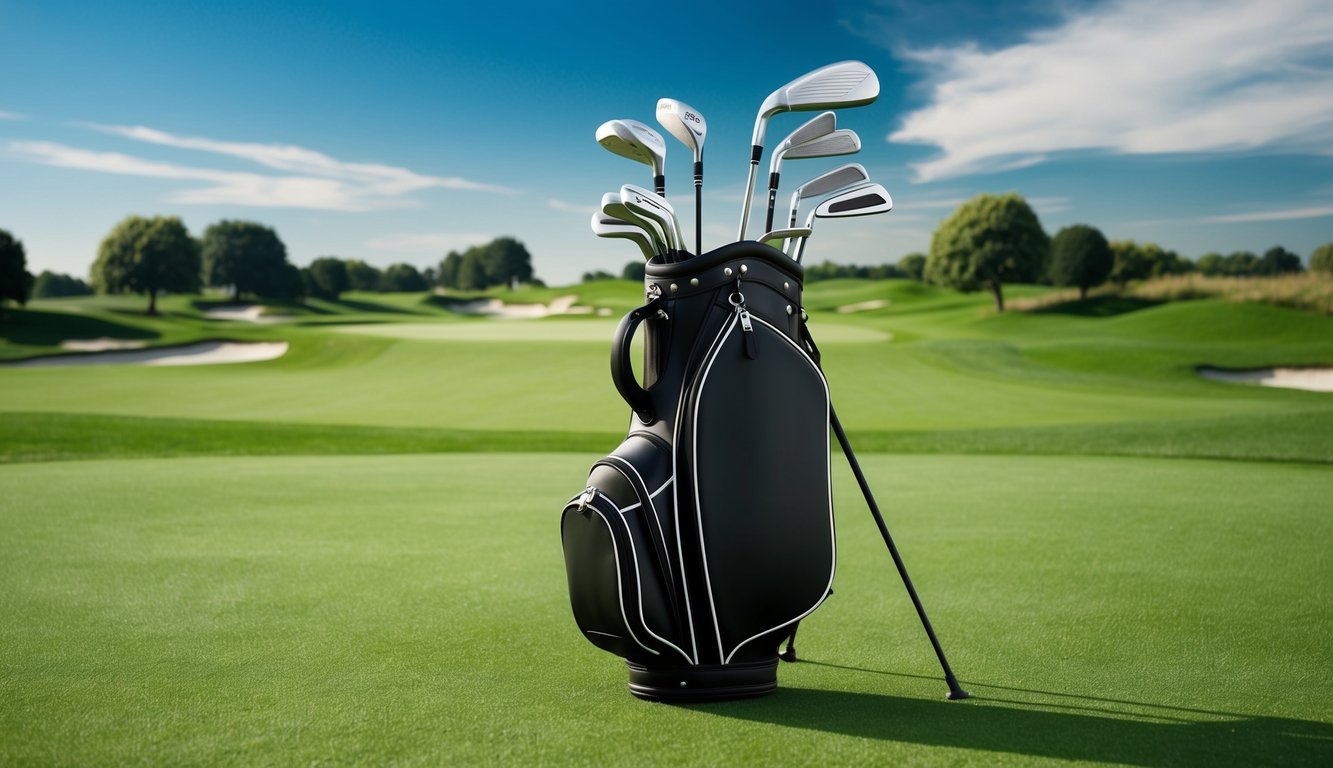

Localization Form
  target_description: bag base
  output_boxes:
[625,658,778,702]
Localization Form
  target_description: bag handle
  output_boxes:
[611,296,662,423]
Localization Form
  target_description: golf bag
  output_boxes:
[560,242,834,701]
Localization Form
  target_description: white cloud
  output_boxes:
[1201,204,1333,223]
[7,123,513,210]
[0,110,26,121]
[890,0,1333,181]
[548,198,597,215]
[364,233,493,252]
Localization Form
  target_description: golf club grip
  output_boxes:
[610,299,659,421]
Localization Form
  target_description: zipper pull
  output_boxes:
[737,306,758,359]
[576,486,596,512]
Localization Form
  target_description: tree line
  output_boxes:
[0,218,538,316]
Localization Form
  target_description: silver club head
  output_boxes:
[621,183,684,255]
[769,112,836,175]
[591,211,655,261]
[787,163,870,228]
[750,61,880,148]
[758,227,812,250]
[793,182,893,263]
[596,119,667,193]
[655,98,706,163]
[602,191,667,256]
[783,128,860,162]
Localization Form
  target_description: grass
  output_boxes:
[1,454,1328,765]
[1,279,1331,765]
[1010,272,1333,315]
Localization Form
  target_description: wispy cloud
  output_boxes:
[364,233,493,253]
[0,110,26,121]
[1201,204,1333,223]
[6,124,512,210]
[889,0,1333,181]
[548,198,597,215]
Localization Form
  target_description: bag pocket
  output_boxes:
[560,435,691,664]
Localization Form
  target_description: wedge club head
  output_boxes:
[758,227,812,250]
[787,163,870,228]
[657,98,707,256]
[591,211,656,261]
[603,191,667,257]
[596,119,667,195]
[793,182,892,263]
[621,183,685,258]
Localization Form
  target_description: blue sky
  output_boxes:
[2,0,1331,286]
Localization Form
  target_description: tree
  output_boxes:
[898,253,926,282]
[455,250,486,291]
[1259,246,1303,275]
[478,237,534,289]
[1310,243,1333,275]
[381,263,429,292]
[345,259,382,292]
[622,261,646,281]
[1049,225,1112,300]
[582,269,617,282]
[438,251,462,289]
[925,192,1049,312]
[91,215,200,315]
[32,271,93,298]
[0,228,33,313]
[1196,252,1225,276]
[305,257,350,300]
[200,220,292,300]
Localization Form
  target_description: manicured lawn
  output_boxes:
[1,454,1328,765]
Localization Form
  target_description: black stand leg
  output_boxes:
[830,406,970,700]
[779,624,799,662]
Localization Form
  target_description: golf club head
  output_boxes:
[813,182,892,220]
[787,163,870,227]
[783,128,860,161]
[603,191,667,256]
[621,183,684,256]
[591,211,656,261]
[655,98,706,163]
[758,227,812,250]
[596,119,667,193]
[795,182,893,263]
[768,112,837,175]
[751,60,880,147]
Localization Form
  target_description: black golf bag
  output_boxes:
[560,242,833,701]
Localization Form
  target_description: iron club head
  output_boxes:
[602,191,668,257]
[621,183,685,256]
[596,119,667,195]
[793,182,893,263]
[787,163,870,228]
[591,211,656,261]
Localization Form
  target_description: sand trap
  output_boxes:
[837,299,890,313]
[1198,366,1333,393]
[7,341,289,368]
[60,337,148,352]
[203,305,286,324]
[451,295,581,319]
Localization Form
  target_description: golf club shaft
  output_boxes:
[829,406,970,701]
[737,146,762,241]
[764,171,780,233]
[694,160,703,257]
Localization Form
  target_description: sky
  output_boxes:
[2,0,1331,286]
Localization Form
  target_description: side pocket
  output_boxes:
[560,436,691,665]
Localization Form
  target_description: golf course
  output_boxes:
[2,280,1330,766]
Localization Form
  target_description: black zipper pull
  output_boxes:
[737,304,758,359]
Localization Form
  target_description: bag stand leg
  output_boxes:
[830,405,971,701]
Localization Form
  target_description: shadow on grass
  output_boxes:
[0,309,158,346]
[696,663,1331,766]
[1035,296,1164,317]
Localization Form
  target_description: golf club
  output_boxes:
[792,182,892,264]
[765,127,861,232]
[591,211,656,261]
[603,191,668,259]
[622,183,685,260]
[596,119,667,196]
[761,112,835,231]
[656,98,706,256]
[758,227,812,250]
[787,163,870,229]
[737,60,879,241]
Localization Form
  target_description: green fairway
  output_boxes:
[1,454,1328,766]
[2,280,1331,765]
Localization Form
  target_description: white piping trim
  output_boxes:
[602,456,692,664]
[721,313,835,663]
[584,497,658,657]
[670,313,735,666]
[691,315,740,665]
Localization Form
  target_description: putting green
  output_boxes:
[333,319,891,343]
[2,453,1328,766]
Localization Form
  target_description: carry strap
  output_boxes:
[611,296,663,422]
